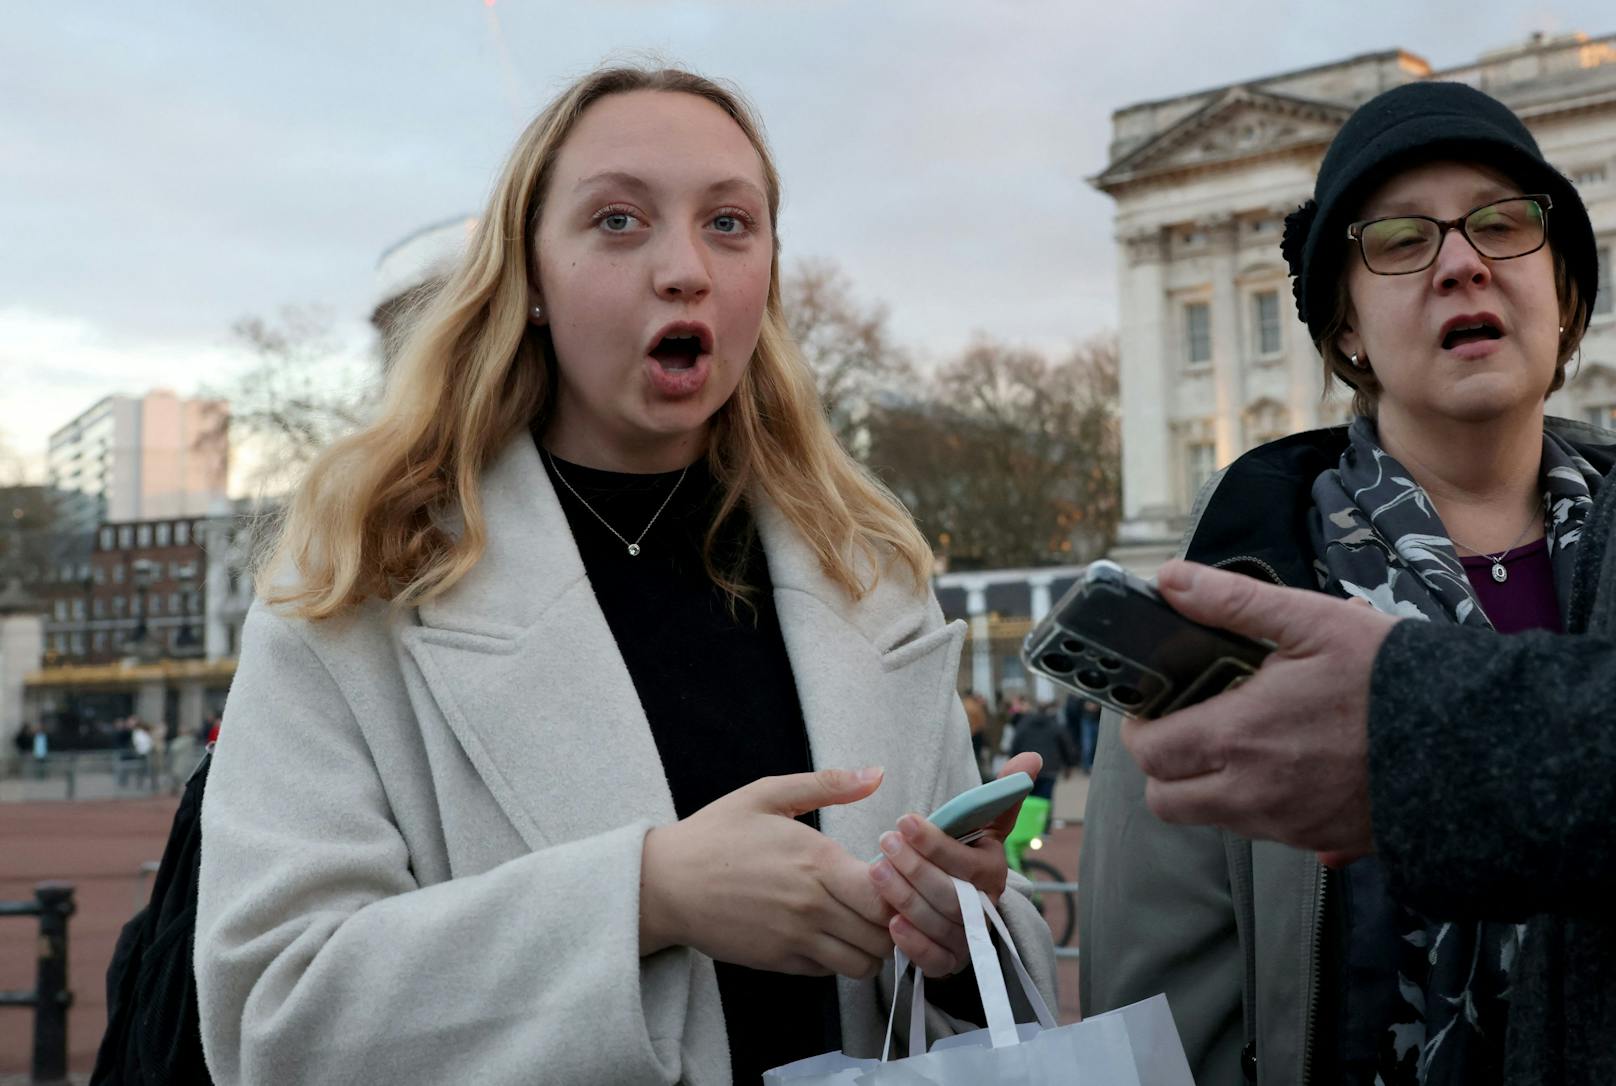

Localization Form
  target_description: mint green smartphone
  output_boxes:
[926,772,1034,844]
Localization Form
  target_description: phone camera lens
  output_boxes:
[1097,655,1123,671]
[1111,685,1144,707]
[1076,668,1108,690]
[1060,638,1085,655]
[1039,652,1075,675]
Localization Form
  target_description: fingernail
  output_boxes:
[870,860,892,883]
[1158,561,1196,592]
[879,831,903,857]
[899,815,923,840]
[858,766,884,784]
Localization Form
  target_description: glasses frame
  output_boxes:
[1345,194,1554,276]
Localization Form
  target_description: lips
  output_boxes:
[644,320,714,398]
[1439,312,1506,351]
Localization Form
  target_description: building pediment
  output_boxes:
[1094,87,1350,192]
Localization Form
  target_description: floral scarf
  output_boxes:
[1309,416,1601,1085]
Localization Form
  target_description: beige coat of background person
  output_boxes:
[194,435,1057,1085]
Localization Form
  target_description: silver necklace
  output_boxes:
[1449,501,1543,584]
[545,450,688,557]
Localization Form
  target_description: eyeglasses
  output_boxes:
[1345,195,1553,276]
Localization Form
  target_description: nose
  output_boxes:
[652,227,712,302]
[1429,225,1491,293]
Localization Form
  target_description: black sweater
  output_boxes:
[1369,452,1616,1086]
[541,450,840,1084]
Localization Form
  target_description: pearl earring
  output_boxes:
[1349,353,1365,369]
[531,304,544,320]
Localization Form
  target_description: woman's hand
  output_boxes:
[866,753,1043,977]
[639,767,896,979]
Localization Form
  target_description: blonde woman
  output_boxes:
[194,66,1054,1086]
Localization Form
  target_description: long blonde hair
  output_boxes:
[262,65,932,619]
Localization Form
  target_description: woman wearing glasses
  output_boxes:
[1080,82,1609,1085]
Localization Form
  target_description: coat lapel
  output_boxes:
[756,502,967,857]
[399,433,966,861]
[399,436,676,851]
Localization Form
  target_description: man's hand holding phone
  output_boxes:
[866,754,1042,978]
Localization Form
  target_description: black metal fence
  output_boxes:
[0,883,75,1085]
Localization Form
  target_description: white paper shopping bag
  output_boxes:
[765,878,1194,1085]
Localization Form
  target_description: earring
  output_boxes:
[531,304,544,320]
[1349,353,1366,369]
[1559,325,1566,334]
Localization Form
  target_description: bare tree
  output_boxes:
[866,335,1120,570]
[780,259,911,448]
[207,305,380,498]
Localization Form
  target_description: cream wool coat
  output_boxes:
[195,435,1057,1085]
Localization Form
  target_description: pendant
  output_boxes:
[1491,562,1507,583]
[627,543,641,557]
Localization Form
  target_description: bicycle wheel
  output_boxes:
[1020,857,1077,948]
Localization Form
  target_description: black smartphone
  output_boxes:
[1021,559,1272,719]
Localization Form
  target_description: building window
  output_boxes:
[1575,164,1608,188]
[118,525,133,549]
[113,563,125,584]
[136,523,152,547]
[70,632,84,655]
[1185,302,1212,366]
[151,595,162,616]
[93,631,106,652]
[113,596,125,617]
[99,527,114,550]
[93,598,104,618]
[55,600,68,621]
[71,599,84,620]
[1586,405,1616,430]
[1187,441,1217,500]
[1253,290,1283,357]
[93,567,105,585]
[169,592,181,614]
[176,521,189,546]
[1598,247,1613,317]
[156,522,171,547]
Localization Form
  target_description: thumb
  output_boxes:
[746,766,884,818]
[1155,559,1336,651]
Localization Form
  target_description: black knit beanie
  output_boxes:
[1282,81,1599,344]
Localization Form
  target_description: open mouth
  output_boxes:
[645,321,713,371]
[649,333,703,370]
[1441,318,1504,350]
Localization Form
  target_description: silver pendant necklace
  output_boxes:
[545,450,689,557]
[1450,502,1543,584]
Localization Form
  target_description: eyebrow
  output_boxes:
[1365,184,1520,218]
[573,170,767,206]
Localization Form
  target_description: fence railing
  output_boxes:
[0,883,75,1085]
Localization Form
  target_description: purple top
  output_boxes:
[1459,537,1561,634]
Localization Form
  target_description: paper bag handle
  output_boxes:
[879,876,1057,1059]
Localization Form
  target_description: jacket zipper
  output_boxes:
[1209,553,1328,1085]
[1209,554,1286,587]
[1300,863,1328,1085]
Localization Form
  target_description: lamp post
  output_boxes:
[127,558,162,663]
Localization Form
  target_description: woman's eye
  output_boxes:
[711,210,752,235]
[595,208,642,233]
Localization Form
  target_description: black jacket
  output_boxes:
[1186,421,1616,1085]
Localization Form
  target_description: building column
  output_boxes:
[1027,576,1055,704]
[1208,216,1243,461]
[135,679,165,727]
[1117,228,1174,532]
[179,681,205,741]
[964,580,994,705]
[0,612,44,772]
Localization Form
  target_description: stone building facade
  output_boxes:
[1094,32,1616,570]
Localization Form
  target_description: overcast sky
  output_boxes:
[3,1,1608,481]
